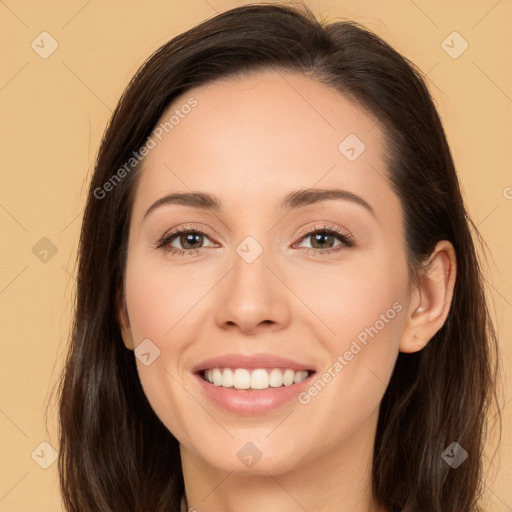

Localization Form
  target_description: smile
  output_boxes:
[202,367,312,390]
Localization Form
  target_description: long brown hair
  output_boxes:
[55,2,500,511]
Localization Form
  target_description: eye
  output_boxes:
[156,225,217,256]
[155,223,355,257]
[293,224,355,255]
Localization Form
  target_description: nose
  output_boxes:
[214,243,291,335]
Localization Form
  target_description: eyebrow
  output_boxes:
[142,187,375,221]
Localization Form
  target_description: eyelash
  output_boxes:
[155,223,356,257]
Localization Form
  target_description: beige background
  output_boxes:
[0,0,510,510]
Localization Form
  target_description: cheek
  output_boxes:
[123,262,198,444]
[291,246,407,424]
[124,251,205,346]
[122,252,197,431]
[292,242,408,347]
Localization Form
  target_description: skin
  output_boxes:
[118,69,456,512]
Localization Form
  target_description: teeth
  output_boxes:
[212,368,223,386]
[283,369,295,386]
[233,368,251,389]
[222,368,234,387]
[269,368,284,387]
[203,368,310,389]
[250,369,268,389]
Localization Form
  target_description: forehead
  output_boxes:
[132,69,396,221]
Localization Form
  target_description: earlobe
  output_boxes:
[116,287,135,351]
[400,240,457,353]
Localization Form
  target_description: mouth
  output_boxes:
[198,367,315,390]
[191,353,317,414]
[192,363,316,414]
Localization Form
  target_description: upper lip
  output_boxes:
[191,353,316,373]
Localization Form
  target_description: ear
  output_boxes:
[400,240,457,353]
[116,286,135,350]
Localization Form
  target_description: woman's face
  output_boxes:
[120,69,414,475]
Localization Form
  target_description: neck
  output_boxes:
[180,410,386,512]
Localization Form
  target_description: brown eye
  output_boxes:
[157,227,217,255]
[295,225,355,254]
[177,232,204,250]
[308,231,338,249]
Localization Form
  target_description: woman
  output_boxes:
[57,3,500,511]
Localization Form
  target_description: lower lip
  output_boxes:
[194,372,315,415]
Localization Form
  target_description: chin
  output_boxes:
[195,443,306,476]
